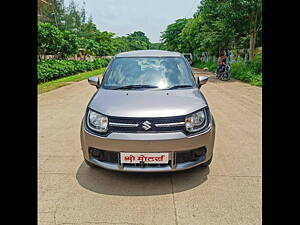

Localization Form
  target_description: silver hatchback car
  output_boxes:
[80,50,215,172]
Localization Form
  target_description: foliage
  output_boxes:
[113,36,130,53]
[94,31,117,56]
[126,31,151,50]
[230,62,262,86]
[38,22,154,58]
[60,31,78,58]
[161,18,189,52]
[231,53,262,86]
[38,0,87,33]
[38,1,117,57]
[37,58,110,83]
[247,53,262,74]
[78,38,98,55]
[76,16,98,40]
[62,0,84,34]
[38,1,159,59]
[149,42,166,50]
[77,36,116,57]
[38,0,65,29]
[180,17,202,54]
[161,0,262,61]
[38,23,63,56]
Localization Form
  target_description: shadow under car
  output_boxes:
[76,161,210,196]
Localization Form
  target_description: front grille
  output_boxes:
[108,115,185,133]
[106,108,210,135]
[88,147,207,165]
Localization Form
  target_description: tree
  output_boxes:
[38,0,91,36]
[38,0,65,28]
[113,36,130,53]
[38,1,154,57]
[77,16,98,39]
[60,31,78,59]
[38,23,64,58]
[193,0,262,60]
[95,31,115,43]
[235,0,262,60]
[96,31,116,56]
[78,33,116,57]
[62,0,83,34]
[160,18,189,52]
[193,0,237,55]
[78,38,99,56]
[180,17,202,54]
[97,42,116,56]
[126,31,151,50]
[149,42,165,50]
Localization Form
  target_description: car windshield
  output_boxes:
[102,57,195,90]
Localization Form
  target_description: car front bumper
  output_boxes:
[80,116,215,172]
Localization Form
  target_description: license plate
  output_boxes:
[120,152,169,164]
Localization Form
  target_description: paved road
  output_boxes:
[38,68,262,225]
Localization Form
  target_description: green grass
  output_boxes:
[38,68,106,94]
[230,62,262,87]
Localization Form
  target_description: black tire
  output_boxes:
[221,74,229,81]
[200,155,213,167]
[85,159,97,168]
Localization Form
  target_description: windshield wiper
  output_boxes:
[111,85,159,90]
[164,85,193,90]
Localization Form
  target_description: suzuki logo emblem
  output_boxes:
[142,121,152,130]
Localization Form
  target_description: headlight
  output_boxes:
[87,110,108,133]
[185,109,206,132]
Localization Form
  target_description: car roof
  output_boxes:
[115,50,182,58]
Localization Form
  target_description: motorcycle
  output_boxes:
[216,64,230,81]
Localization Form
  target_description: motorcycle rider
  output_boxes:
[217,51,228,74]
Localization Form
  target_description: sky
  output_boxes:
[64,0,200,43]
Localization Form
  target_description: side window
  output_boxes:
[176,59,193,84]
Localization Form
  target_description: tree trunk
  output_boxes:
[249,6,258,61]
[249,32,255,61]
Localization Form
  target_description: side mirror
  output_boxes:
[88,76,100,88]
[197,76,208,88]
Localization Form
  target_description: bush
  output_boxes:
[247,53,262,74]
[38,58,110,83]
[230,54,262,86]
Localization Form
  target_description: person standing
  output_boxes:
[227,50,232,65]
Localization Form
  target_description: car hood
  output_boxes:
[88,88,208,117]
